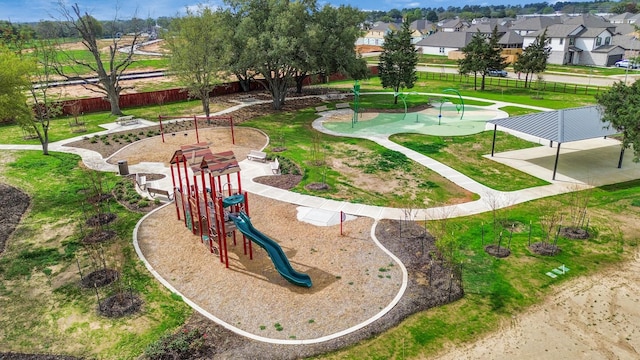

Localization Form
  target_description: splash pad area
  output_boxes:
[322,103,504,137]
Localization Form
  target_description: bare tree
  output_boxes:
[22,37,62,155]
[57,2,142,115]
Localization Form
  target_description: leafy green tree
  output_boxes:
[426,10,438,22]
[596,81,640,162]
[458,31,487,90]
[378,20,418,104]
[57,3,142,116]
[166,6,229,117]
[293,4,367,93]
[513,29,550,88]
[0,46,32,125]
[459,27,505,91]
[228,0,311,110]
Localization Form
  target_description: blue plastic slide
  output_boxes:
[228,212,312,288]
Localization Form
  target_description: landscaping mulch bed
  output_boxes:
[529,242,562,256]
[484,244,511,258]
[0,183,30,254]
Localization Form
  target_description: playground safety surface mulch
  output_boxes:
[136,195,463,359]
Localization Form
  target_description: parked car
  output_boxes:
[614,59,638,69]
[488,69,508,77]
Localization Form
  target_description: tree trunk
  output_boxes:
[481,75,486,91]
[105,86,123,116]
[236,73,252,92]
[473,72,477,90]
[202,96,210,118]
[295,74,308,94]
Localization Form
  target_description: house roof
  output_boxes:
[579,27,612,38]
[608,12,636,22]
[510,16,562,31]
[612,34,640,50]
[439,18,468,29]
[564,14,612,28]
[487,106,617,144]
[466,23,508,34]
[527,24,585,38]
[410,19,433,32]
[415,31,474,48]
[614,23,638,35]
[370,22,398,32]
[592,44,624,53]
[498,30,524,45]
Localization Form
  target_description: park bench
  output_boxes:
[270,158,280,175]
[147,187,173,200]
[247,150,267,162]
[335,103,350,110]
[315,105,329,113]
[116,115,138,126]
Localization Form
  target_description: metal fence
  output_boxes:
[421,71,604,96]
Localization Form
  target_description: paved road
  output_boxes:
[416,64,639,86]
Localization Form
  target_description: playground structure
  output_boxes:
[168,143,312,287]
[158,115,235,144]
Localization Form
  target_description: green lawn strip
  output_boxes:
[390,132,549,191]
[320,183,639,359]
[241,108,473,206]
[544,64,631,76]
[499,106,542,117]
[0,151,192,358]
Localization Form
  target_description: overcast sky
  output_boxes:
[1,0,590,23]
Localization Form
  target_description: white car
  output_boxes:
[615,59,638,69]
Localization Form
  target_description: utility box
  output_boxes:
[117,160,129,176]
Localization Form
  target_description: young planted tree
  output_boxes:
[458,31,487,91]
[378,20,418,104]
[513,29,550,88]
[596,80,640,162]
[23,37,63,155]
[458,27,505,91]
[57,2,142,116]
[167,6,229,117]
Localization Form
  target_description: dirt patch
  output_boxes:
[0,184,31,254]
[484,244,511,258]
[80,268,119,288]
[529,242,561,256]
[98,293,143,318]
[253,174,302,190]
[559,226,590,239]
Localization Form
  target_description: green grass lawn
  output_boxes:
[319,180,640,359]
[0,151,192,358]
[390,131,549,191]
[241,108,475,206]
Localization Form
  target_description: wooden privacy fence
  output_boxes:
[421,71,604,96]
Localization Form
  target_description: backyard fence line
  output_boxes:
[421,71,603,96]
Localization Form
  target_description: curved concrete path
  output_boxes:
[3,93,637,345]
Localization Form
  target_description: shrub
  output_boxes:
[144,328,206,359]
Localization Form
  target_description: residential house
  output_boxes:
[510,16,562,36]
[438,18,469,32]
[409,19,434,44]
[415,31,474,56]
[523,24,586,65]
[355,22,399,46]
[607,12,638,24]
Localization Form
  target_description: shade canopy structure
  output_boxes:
[487,106,621,180]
